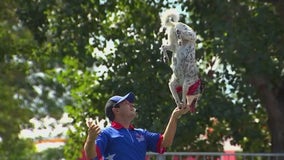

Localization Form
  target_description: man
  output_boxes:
[84,92,190,160]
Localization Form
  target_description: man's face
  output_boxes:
[116,100,137,119]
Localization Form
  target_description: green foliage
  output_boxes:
[64,125,86,160]
[183,0,283,152]
[33,147,64,160]
[8,0,284,159]
[1,0,72,159]
[0,0,38,159]
[0,138,36,160]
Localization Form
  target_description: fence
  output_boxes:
[146,152,284,160]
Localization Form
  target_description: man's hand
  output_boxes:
[86,119,101,141]
[84,119,101,159]
[171,105,190,119]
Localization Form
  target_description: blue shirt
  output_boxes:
[93,121,165,160]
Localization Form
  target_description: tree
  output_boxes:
[0,0,69,158]
[15,0,284,159]
[33,147,64,160]
[183,0,284,152]
[0,0,37,159]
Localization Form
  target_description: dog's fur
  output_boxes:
[160,9,202,111]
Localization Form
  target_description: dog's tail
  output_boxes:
[160,9,180,29]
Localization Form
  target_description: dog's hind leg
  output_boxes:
[186,94,200,113]
[182,82,188,108]
[169,75,182,108]
[184,79,202,112]
[183,83,199,112]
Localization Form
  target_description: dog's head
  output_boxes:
[160,9,180,28]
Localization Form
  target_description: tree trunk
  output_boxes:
[252,76,284,153]
[252,1,284,154]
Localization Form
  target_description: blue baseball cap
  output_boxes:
[110,92,135,106]
[105,92,135,121]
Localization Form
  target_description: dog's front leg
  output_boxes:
[160,45,169,63]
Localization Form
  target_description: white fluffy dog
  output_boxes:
[160,9,202,112]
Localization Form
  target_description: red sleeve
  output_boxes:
[156,134,166,154]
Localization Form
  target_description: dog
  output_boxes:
[159,9,202,112]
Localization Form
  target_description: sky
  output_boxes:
[19,113,72,151]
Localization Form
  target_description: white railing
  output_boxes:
[146,152,284,160]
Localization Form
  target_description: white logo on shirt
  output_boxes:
[105,153,116,160]
[135,133,145,142]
